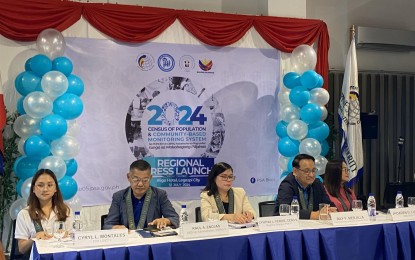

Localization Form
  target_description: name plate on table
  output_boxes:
[257,216,299,231]
[73,229,128,247]
[330,211,370,226]
[180,221,229,239]
[388,208,415,221]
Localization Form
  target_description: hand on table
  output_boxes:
[35,231,53,240]
[149,218,171,229]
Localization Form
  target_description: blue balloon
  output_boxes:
[40,114,68,140]
[53,57,73,76]
[17,96,26,115]
[300,70,320,89]
[307,121,330,141]
[289,86,310,107]
[65,159,78,177]
[19,71,41,96]
[283,72,301,89]
[300,103,322,124]
[16,179,24,197]
[53,93,83,120]
[278,137,300,157]
[275,121,288,138]
[280,171,290,180]
[25,58,32,71]
[66,74,84,96]
[316,175,323,182]
[15,72,24,92]
[320,140,329,156]
[58,176,78,200]
[14,156,40,180]
[315,74,324,88]
[30,54,52,77]
[24,135,50,160]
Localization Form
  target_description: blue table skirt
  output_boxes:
[33,221,415,260]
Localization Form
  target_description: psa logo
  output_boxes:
[136,53,154,71]
[158,54,175,72]
[198,59,213,71]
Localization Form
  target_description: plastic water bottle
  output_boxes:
[291,196,300,219]
[72,211,83,240]
[395,191,404,208]
[367,193,376,221]
[179,205,189,225]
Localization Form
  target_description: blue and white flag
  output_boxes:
[338,38,364,184]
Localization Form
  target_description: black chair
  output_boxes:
[258,201,276,217]
[100,214,108,230]
[195,207,202,222]
[10,220,24,259]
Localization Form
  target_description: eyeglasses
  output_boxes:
[35,183,55,190]
[342,168,348,172]
[130,176,150,184]
[295,168,318,175]
[218,175,235,181]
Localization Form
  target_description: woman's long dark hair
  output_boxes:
[202,162,233,196]
[28,169,70,222]
[324,160,345,197]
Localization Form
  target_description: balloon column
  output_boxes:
[276,45,330,182]
[10,29,84,219]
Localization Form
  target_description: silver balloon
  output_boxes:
[66,120,79,137]
[287,120,308,140]
[41,71,68,99]
[21,177,33,201]
[36,29,66,59]
[278,156,289,171]
[51,135,80,160]
[290,45,317,74]
[65,194,82,213]
[314,155,328,175]
[23,91,53,119]
[9,198,27,220]
[320,105,328,121]
[38,156,67,180]
[17,138,27,155]
[13,114,41,138]
[310,88,330,106]
[299,138,322,157]
[280,104,300,122]
[278,88,291,106]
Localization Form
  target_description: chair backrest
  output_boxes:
[195,207,202,222]
[258,201,276,217]
[101,214,108,230]
[11,219,24,259]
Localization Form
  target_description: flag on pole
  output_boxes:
[338,37,364,185]
[0,74,7,175]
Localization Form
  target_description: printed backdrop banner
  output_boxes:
[65,38,280,206]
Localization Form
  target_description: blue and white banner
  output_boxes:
[65,38,280,205]
[338,38,364,184]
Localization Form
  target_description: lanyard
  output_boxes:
[126,187,152,229]
[337,186,353,211]
[214,188,234,214]
[298,186,314,210]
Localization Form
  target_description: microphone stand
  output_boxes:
[397,137,404,183]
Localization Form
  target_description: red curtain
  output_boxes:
[0,0,329,89]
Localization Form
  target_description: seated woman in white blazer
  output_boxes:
[200,162,256,223]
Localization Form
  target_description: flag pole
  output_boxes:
[350,25,356,41]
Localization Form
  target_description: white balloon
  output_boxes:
[278,88,291,106]
[299,138,322,157]
[290,45,317,74]
[9,198,27,220]
[39,156,67,180]
[287,120,308,140]
[310,88,330,106]
[51,135,80,160]
[13,114,41,138]
[21,177,33,201]
[65,194,82,213]
[278,156,290,171]
[66,120,79,137]
[314,155,329,175]
[280,104,300,122]
[320,105,328,121]
[41,71,68,99]
[36,29,66,59]
[17,138,27,155]
[23,91,53,119]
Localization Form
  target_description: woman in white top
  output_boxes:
[15,169,73,255]
[200,162,256,223]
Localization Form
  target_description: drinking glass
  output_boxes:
[352,200,363,211]
[408,197,415,207]
[319,203,329,221]
[207,210,219,221]
[279,204,291,216]
[53,221,66,248]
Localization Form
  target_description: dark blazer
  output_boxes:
[274,173,333,219]
[103,186,179,229]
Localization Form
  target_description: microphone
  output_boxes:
[398,136,404,146]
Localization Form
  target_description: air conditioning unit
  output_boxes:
[355,26,415,51]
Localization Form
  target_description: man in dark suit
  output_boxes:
[103,160,179,229]
[274,154,336,219]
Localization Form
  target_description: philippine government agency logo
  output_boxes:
[136,53,155,71]
[179,55,195,72]
[250,177,256,184]
[157,54,175,72]
[198,59,213,71]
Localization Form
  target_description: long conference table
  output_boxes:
[32,214,415,260]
